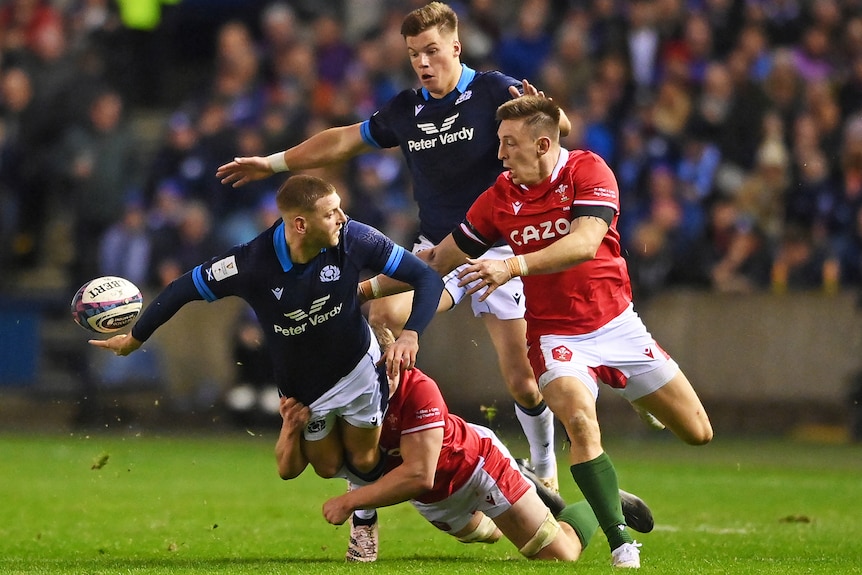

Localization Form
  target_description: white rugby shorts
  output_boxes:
[528,303,679,401]
[304,324,384,441]
[410,424,532,533]
[414,236,525,321]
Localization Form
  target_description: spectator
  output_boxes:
[0,0,63,62]
[538,14,592,108]
[734,118,792,243]
[624,0,660,99]
[494,0,553,81]
[770,224,839,293]
[151,199,218,287]
[58,87,140,285]
[97,194,152,288]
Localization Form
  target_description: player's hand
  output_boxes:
[279,397,310,432]
[216,156,274,188]
[322,495,353,525]
[509,78,546,100]
[457,258,512,301]
[88,333,142,356]
[382,330,418,379]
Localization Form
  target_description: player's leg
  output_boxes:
[594,305,713,446]
[490,489,585,560]
[631,369,713,445]
[468,251,556,489]
[338,381,387,563]
[344,479,379,562]
[300,412,345,478]
[482,314,557,488]
[540,374,639,561]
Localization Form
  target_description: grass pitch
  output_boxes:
[0,431,859,575]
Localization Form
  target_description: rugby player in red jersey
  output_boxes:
[362,96,713,568]
[275,326,654,563]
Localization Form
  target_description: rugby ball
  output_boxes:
[71,276,143,333]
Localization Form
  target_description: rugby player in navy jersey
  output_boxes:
[90,175,444,488]
[218,3,563,518]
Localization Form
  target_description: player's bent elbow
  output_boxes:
[403,465,436,492]
[276,459,307,480]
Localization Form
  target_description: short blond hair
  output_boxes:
[496,96,561,140]
[401,2,458,38]
[276,174,336,214]
[372,324,396,353]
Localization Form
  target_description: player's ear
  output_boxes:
[292,215,307,234]
[536,136,551,156]
[452,39,461,58]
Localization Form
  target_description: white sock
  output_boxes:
[353,508,377,521]
[514,402,556,478]
[348,482,377,522]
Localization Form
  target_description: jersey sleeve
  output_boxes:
[451,187,501,258]
[130,272,203,342]
[360,92,409,149]
[484,70,522,102]
[571,151,620,218]
[129,244,250,342]
[345,220,443,334]
[399,371,447,436]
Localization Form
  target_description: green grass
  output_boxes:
[0,431,860,574]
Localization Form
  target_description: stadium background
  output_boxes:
[0,0,860,442]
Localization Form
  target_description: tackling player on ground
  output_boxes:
[90,175,443,488]
[275,325,655,563]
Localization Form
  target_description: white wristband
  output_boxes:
[517,255,529,276]
[370,277,382,299]
[266,152,289,173]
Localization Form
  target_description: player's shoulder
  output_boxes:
[377,87,425,114]
[343,218,385,242]
[567,148,611,167]
[401,367,445,403]
[470,69,520,90]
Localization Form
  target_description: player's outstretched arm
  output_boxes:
[216,124,372,187]
[89,272,204,354]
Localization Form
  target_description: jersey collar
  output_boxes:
[419,64,476,101]
[516,148,569,191]
[273,221,293,272]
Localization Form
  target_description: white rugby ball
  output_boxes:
[71,276,143,333]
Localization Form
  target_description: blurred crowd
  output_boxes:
[3,0,862,305]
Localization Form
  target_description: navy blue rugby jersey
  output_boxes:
[133,218,440,406]
[360,65,520,244]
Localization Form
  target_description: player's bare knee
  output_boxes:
[686,419,713,445]
[347,450,380,475]
[562,409,599,439]
[309,458,343,479]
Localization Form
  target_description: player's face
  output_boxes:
[498,119,543,186]
[306,192,347,249]
[405,27,462,98]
